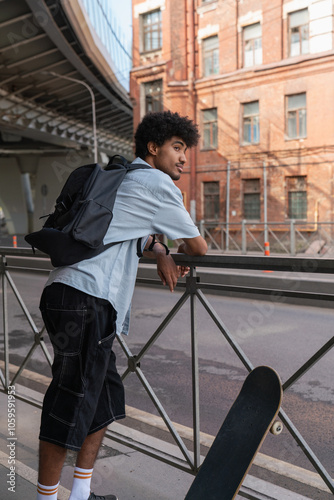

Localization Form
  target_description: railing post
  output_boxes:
[290,219,296,256]
[199,219,204,238]
[186,266,201,470]
[1,255,9,388]
[242,220,247,254]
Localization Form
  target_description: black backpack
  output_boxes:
[25,155,150,267]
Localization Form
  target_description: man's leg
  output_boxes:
[69,427,107,500]
[38,441,67,484]
[76,427,107,468]
[37,441,67,499]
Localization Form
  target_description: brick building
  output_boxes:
[130,0,334,239]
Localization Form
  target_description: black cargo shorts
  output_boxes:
[39,283,125,451]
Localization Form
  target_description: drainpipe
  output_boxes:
[226,161,231,250]
[188,0,197,222]
[263,160,268,243]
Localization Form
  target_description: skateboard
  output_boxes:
[185,366,283,500]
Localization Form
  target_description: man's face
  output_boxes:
[150,136,188,181]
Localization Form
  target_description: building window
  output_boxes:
[144,80,163,113]
[203,182,220,220]
[202,36,219,76]
[242,101,259,144]
[243,179,261,220]
[141,10,162,52]
[286,176,307,219]
[289,9,309,57]
[202,108,218,149]
[286,93,306,139]
[243,23,262,67]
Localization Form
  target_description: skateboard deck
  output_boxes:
[185,365,283,500]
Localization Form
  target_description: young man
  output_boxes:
[37,110,207,500]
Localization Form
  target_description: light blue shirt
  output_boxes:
[44,158,200,335]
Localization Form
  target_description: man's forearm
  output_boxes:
[178,236,207,256]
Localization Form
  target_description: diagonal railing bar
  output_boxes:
[115,291,197,470]
[4,268,53,370]
[5,269,41,335]
[132,364,195,468]
[1,249,334,499]
[105,427,193,473]
[194,283,334,494]
[283,336,334,391]
[195,288,254,372]
[246,228,264,252]
[115,269,207,471]
[118,290,190,380]
[295,228,309,245]
[278,408,334,493]
[132,290,190,365]
[117,308,194,470]
[268,227,289,253]
[189,269,201,471]
[203,227,221,250]
[0,257,52,390]
[1,256,9,388]
[10,326,50,387]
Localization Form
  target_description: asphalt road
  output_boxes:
[1,269,333,488]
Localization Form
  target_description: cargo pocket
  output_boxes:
[41,303,87,426]
[42,304,86,355]
[49,354,85,426]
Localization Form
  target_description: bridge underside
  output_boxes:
[0,0,133,158]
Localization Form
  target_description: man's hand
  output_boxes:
[156,252,180,292]
[143,236,181,292]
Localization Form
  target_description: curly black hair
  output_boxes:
[134,110,200,159]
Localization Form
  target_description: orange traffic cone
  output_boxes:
[13,235,17,248]
[264,241,270,256]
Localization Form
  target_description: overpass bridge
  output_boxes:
[0,0,133,235]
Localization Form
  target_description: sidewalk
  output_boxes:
[0,385,194,500]
[0,384,320,500]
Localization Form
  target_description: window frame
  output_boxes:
[288,9,309,57]
[202,35,219,77]
[286,176,307,220]
[243,178,261,220]
[203,181,220,220]
[242,101,260,145]
[285,93,307,140]
[202,108,218,150]
[143,79,163,114]
[141,9,162,53]
[243,23,262,68]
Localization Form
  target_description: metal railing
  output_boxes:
[198,220,334,256]
[1,248,334,498]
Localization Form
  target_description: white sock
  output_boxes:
[37,481,59,499]
[69,466,93,500]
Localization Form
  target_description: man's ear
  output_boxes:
[147,141,158,156]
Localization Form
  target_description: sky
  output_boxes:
[109,0,132,37]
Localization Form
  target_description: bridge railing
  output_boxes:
[0,248,333,498]
[197,220,334,256]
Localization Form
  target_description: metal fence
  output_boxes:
[1,248,334,498]
[198,220,334,257]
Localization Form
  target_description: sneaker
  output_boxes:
[88,494,118,500]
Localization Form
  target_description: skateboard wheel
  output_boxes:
[270,421,283,435]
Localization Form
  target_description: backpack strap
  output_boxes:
[137,238,144,258]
